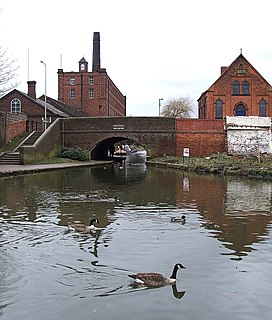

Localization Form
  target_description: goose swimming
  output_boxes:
[128,263,186,287]
[171,215,186,223]
[67,219,99,232]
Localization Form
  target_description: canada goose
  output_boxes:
[171,215,186,223]
[67,219,99,232]
[128,263,186,287]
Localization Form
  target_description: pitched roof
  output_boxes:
[39,95,87,117]
[79,57,88,63]
[0,89,69,117]
[198,53,272,100]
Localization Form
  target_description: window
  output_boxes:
[10,98,21,113]
[233,80,240,95]
[70,89,76,99]
[259,99,266,117]
[215,99,223,119]
[89,76,94,85]
[235,104,246,116]
[242,81,249,95]
[89,88,94,99]
[70,78,76,85]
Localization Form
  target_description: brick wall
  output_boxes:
[58,69,126,117]
[176,119,226,157]
[0,112,27,146]
[20,119,62,163]
[61,117,176,158]
[0,112,5,146]
[198,54,272,119]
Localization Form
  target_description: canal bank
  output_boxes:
[147,154,272,179]
[0,161,112,177]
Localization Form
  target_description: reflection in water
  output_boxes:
[96,281,185,300]
[0,163,272,320]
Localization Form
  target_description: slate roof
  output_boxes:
[39,95,87,117]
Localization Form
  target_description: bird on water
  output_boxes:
[128,263,186,287]
[170,215,186,224]
[67,218,99,232]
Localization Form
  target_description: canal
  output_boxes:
[0,161,272,320]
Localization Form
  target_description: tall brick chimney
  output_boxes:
[92,32,101,72]
[27,81,36,99]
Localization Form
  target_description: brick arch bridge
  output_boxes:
[61,117,176,159]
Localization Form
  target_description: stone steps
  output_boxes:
[0,152,21,165]
[0,131,43,165]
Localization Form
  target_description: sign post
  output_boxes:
[182,148,190,163]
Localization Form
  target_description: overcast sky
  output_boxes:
[1,0,272,117]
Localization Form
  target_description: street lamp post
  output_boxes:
[159,98,163,116]
[40,61,47,131]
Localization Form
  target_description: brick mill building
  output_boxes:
[0,31,126,140]
[57,32,126,117]
[198,52,272,119]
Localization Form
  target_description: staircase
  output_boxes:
[0,131,43,165]
[0,152,21,165]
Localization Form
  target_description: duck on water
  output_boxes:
[171,215,186,224]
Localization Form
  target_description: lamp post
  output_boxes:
[159,98,163,116]
[40,61,47,131]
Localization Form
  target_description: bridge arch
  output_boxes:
[90,136,144,160]
[60,117,176,160]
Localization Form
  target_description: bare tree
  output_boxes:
[161,96,194,118]
[0,44,19,97]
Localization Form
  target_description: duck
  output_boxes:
[67,218,99,232]
[171,215,186,224]
[128,263,186,287]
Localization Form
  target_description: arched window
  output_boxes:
[259,99,266,117]
[242,81,249,95]
[10,98,21,113]
[235,104,246,116]
[233,80,240,95]
[215,99,223,119]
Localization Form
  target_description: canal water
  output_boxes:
[0,160,272,320]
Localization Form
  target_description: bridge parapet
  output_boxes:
[61,117,176,159]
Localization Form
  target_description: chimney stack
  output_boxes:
[27,81,36,99]
[92,32,101,72]
[221,66,228,75]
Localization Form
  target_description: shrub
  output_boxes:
[59,147,88,161]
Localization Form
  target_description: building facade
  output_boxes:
[0,81,69,132]
[57,32,126,117]
[0,81,85,132]
[198,53,272,119]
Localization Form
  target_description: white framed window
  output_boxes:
[70,89,76,99]
[70,78,76,85]
[89,76,94,85]
[89,88,94,99]
[10,98,21,113]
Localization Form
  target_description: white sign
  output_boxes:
[183,148,190,157]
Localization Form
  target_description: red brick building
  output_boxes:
[0,81,85,132]
[57,32,126,117]
[198,53,272,119]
